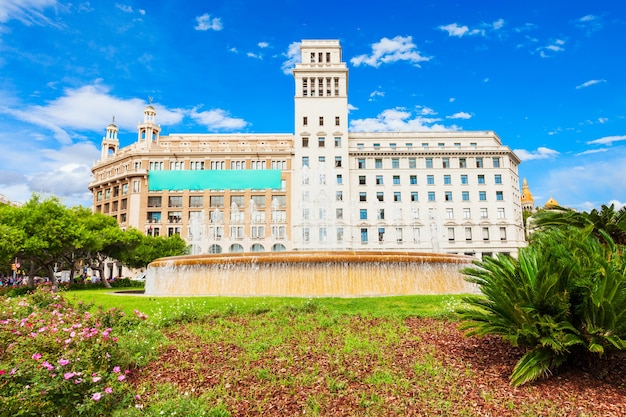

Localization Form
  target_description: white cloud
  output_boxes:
[439,19,504,37]
[281,41,301,75]
[576,148,609,156]
[347,104,358,112]
[349,107,458,132]
[416,106,436,115]
[115,4,132,13]
[368,89,385,101]
[449,97,456,102]
[447,112,472,120]
[576,79,606,89]
[246,52,261,59]
[189,108,248,130]
[514,146,559,161]
[350,36,430,68]
[258,42,269,48]
[0,0,58,25]
[538,39,566,57]
[0,82,185,142]
[194,13,223,31]
[586,135,626,145]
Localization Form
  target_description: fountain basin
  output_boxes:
[144,251,476,297]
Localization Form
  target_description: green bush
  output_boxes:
[0,286,148,415]
[458,227,626,386]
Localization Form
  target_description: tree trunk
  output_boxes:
[26,260,35,287]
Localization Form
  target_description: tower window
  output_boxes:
[303,116,308,126]
[319,116,324,126]
[335,116,340,126]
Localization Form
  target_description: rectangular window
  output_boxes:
[251,195,266,207]
[497,208,505,219]
[408,158,416,169]
[459,158,467,168]
[303,228,310,242]
[303,116,308,126]
[377,227,385,242]
[444,175,451,185]
[210,196,224,207]
[376,192,384,202]
[318,137,325,147]
[394,192,401,202]
[170,161,184,170]
[334,156,342,167]
[428,191,435,202]
[148,196,162,208]
[500,227,507,241]
[442,157,450,168]
[427,175,434,185]
[335,116,340,126]
[377,209,385,220]
[334,137,341,147]
[336,208,343,219]
[480,208,488,219]
[448,227,455,242]
[494,174,502,184]
[336,191,343,201]
[425,158,433,168]
[375,158,383,169]
[496,191,504,201]
[393,175,400,185]
[390,143,396,149]
[410,191,418,202]
[462,191,469,201]
[493,157,501,168]
[396,227,403,243]
[476,157,483,168]
[463,208,471,219]
[483,227,490,241]
[376,175,383,185]
[392,158,400,169]
[337,227,344,242]
[302,156,309,168]
[446,208,454,219]
[359,175,366,185]
[479,191,487,201]
[358,159,366,169]
[336,174,343,185]
[361,228,368,243]
[360,209,367,220]
[461,175,468,185]
[189,196,203,208]
[373,143,380,149]
[319,227,327,243]
[168,196,183,208]
[359,192,367,202]
[445,191,452,201]
[302,137,309,147]
[478,175,485,184]
[319,116,324,126]
[465,227,472,241]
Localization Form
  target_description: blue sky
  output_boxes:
[0,0,624,210]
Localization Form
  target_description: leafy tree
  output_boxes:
[531,203,626,245]
[458,226,626,386]
[118,233,188,269]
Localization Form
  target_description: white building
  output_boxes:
[90,39,525,259]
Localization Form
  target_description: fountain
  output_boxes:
[143,251,476,297]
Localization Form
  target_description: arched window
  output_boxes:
[208,244,222,254]
[229,243,244,253]
[271,243,287,252]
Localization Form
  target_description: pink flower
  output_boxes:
[42,361,54,371]
[64,372,76,380]
[59,358,69,366]
[92,392,102,401]
[31,353,42,360]
[105,387,113,394]
[92,376,101,383]
[113,366,120,373]
[117,375,126,381]
[0,370,5,375]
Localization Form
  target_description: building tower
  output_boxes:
[100,117,119,160]
[292,40,350,249]
[137,100,161,148]
[521,178,535,212]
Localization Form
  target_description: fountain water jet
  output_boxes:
[144,251,477,297]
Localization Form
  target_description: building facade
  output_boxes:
[89,39,525,258]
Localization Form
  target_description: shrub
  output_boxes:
[458,227,626,386]
[0,286,147,415]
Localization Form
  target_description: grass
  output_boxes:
[52,288,614,416]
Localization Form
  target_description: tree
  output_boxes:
[117,233,188,269]
[458,227,626,386]
[531,203,626,245]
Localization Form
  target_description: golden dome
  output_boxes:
[545,196,559,209]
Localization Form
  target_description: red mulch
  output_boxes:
[131,317,626,416]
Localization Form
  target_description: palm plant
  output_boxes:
[458,227,626,386]
[531,203,626,245]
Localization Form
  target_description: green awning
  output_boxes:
[148,170,282,191]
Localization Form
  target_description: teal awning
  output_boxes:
[148,170,282,191]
